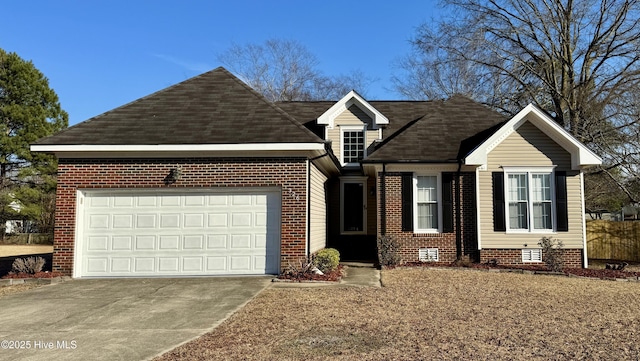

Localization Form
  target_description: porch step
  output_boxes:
[341,262,376,268]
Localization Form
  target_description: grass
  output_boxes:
[0,283,42,298]
[155,268,640,360]
[0,244,53,257]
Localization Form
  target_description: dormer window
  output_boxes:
[341,126,365,166]
[318,90,387,168]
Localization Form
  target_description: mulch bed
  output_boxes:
[2,271,65,279]
[0,253,53,277]
[277,265,345,282]
[402,261,640,280]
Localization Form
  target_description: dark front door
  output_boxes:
[342,181,364,233]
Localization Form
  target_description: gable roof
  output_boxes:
[317,90,389,129]
[33,67,323,146]
[364,96,508,163]
[465,103,602,169]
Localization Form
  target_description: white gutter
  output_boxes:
[476,167,482,250]
[31,143,325,153]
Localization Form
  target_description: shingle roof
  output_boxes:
[35,67,323,145]
[36,67,506,162]
[275,102,333,139]
[279,96,508,163]
[366,96,507,162]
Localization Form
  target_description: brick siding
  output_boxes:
[378,171,478,264]
[53,157,308,276]
[377,171,584,268]
[479,248,583,268]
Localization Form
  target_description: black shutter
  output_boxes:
[401,173,413,231]
[442,173,454,233]
[492,172,506,231]
[555,171,569,232]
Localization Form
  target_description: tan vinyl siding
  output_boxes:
[336,104,372,125]
[366,129,379,150]
[327,127,342,161]
[478,120,585,249]
[309,162,328,253]
[325,105,381,163]
[487,121,572,169]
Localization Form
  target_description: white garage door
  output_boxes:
[76,189,281,277]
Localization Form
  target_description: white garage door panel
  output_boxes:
[78,190,280,277]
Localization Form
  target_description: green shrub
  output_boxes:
[11,256,46,274]
[314,248,340,273]
[377,235,401,267]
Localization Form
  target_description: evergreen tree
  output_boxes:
[0,49,68,238]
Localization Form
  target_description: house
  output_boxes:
[31,67,601,278]
[3,199,35,234]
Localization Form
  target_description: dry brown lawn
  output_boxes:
[0,244,53,257]
[0,283,41,298]
[155,268,640,361]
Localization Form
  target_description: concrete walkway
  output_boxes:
[340,262,381,287]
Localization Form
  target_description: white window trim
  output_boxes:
[522,248,542,263]
[503,166,556,234]
[413,173,442,233]
[340,125,367,167]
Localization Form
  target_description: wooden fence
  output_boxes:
[587,220,640,262]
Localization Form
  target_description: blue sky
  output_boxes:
[2,1,441,125]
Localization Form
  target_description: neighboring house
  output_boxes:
[31,68,601,278]
[4,200,28,234]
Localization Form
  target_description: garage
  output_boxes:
[75,189,281,277]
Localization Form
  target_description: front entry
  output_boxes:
[341,178,366,234]
[328,176,377,262]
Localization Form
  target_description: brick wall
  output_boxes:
[479,248,583,267]
[378,171,478,264]
[54,157,308,276]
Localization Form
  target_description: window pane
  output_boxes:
[343,131,364,163]
[418,203,438,229]
[508,173,528,229]
[416,176,438,231]
[508,174,528,201]
[533,202,552,229]
[509,202,528,229]
[532,174,551,201]
[417,176,437,202]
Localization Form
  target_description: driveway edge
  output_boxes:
[147,277,272,361]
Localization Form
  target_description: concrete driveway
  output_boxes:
[0,277,271,361]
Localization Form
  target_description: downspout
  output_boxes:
[380,163,387,236]
[580,171,589,268]
[455,160,463,260]
[306,159,311,258]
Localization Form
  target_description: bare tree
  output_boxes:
[218,39,373,101]
[393,0,640,206]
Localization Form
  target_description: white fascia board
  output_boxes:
[365,163,476,174]
[464,104,602,169]
[31,143,325,153]
[317,90,389,128]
